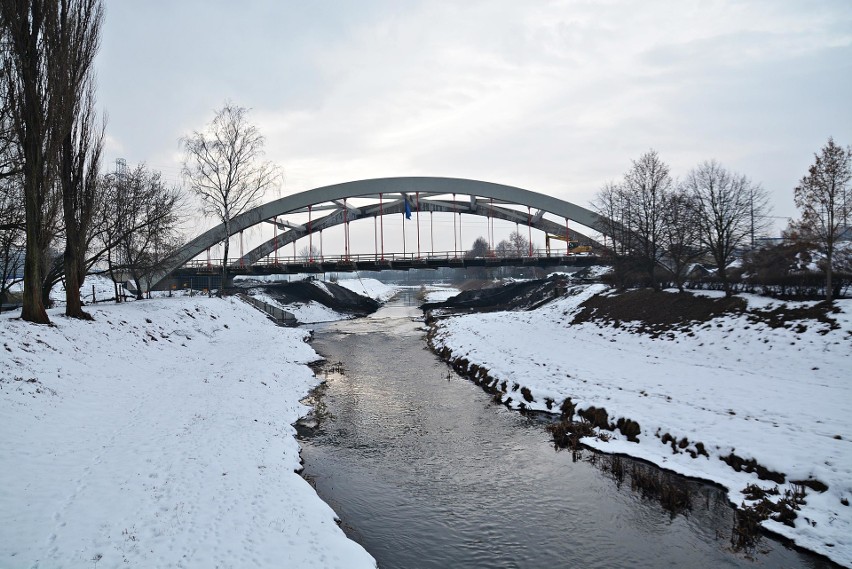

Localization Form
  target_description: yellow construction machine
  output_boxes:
[544,234,593,255]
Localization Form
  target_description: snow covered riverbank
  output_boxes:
[428,284,852,567]
[0,296,376,568]
[246,278,398,324]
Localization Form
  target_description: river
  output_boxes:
[297,290,836,568]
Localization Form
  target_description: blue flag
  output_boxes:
[404,198,412,220]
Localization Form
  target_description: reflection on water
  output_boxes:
[298,290,836,569]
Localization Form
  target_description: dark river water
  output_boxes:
[297,290,836,569]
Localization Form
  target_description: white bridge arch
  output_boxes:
[152,177,605,288]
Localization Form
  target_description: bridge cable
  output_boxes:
[489,197,494,252]
[527,206,533,257]
[453,192,457,256]
[565,217,571,255]
[430,210,434,255]
[416,191,421,258]
[459,206,463,254]
[343,198,349,261]
[515,222,520,256]
[308,204,313,263]
[379,193,384,261]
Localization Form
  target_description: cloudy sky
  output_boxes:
[96,0,852,245]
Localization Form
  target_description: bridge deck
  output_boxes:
[173,252,602,277]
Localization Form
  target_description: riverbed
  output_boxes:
[298,291,836,568]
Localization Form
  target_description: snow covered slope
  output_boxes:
[430,284,852,567]
[0,297,376,569]
[336,278,397,302]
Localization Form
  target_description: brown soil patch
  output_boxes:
[571,288,746,332]
[747,302,841,332]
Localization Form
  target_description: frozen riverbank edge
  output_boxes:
[0,295,377,568]
[426,283,852,568]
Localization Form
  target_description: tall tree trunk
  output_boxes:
[21,161,50,322]
[21,226,48,323]
[106,247,120,302]
[18,49,50,323]
[62,134,92,319]
[220,220,229,297]
[648,256,658,291]
[63,240,90,317]
[133,274,143,300]
[825,249,833,304]
[715,253,732,297]
[8,0,52,324]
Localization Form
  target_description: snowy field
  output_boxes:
[430,284,852,567]
[0,296,376,568]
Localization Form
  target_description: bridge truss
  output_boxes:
[152,177,606,289]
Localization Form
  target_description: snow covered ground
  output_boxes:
[246,278,398,325]
[336,278,397,302]
[0,296,376,569]
[251,291,349,325]
[422,286,460,304]
[430,284,852,567]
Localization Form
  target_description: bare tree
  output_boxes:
[592,181,638,288]
[2,0,62,322]
[0,71,24,306]
[465,236,490,258]
[794,137,852,303]
[684,160,769,296]
[181,103,280,294]
[495,230,533,257]
[61,81,105,318]
[57,0,103,318]
[1,0,102,323]
[592,151,672,289]
[298,244,320,262]
[593,181,631,257]
[0,176,24,305]
[99,164,184,299]
[622,150,672,290]
[661,188,704,292]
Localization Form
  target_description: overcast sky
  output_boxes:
[96,0,852,243]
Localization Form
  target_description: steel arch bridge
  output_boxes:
[151,177,606,289]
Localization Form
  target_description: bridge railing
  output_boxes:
[182,247,593,270]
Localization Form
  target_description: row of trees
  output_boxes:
[593,150,769,296]
[1,3,279,323]
[1,0,184,323]
[466,230,538,259]
[593,140,851,302]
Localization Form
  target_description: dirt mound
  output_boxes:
[572,289,747,331]
[256,280,380,316]
[422,276,568,312]
[427,278,842,337]
[572,289,843,336]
